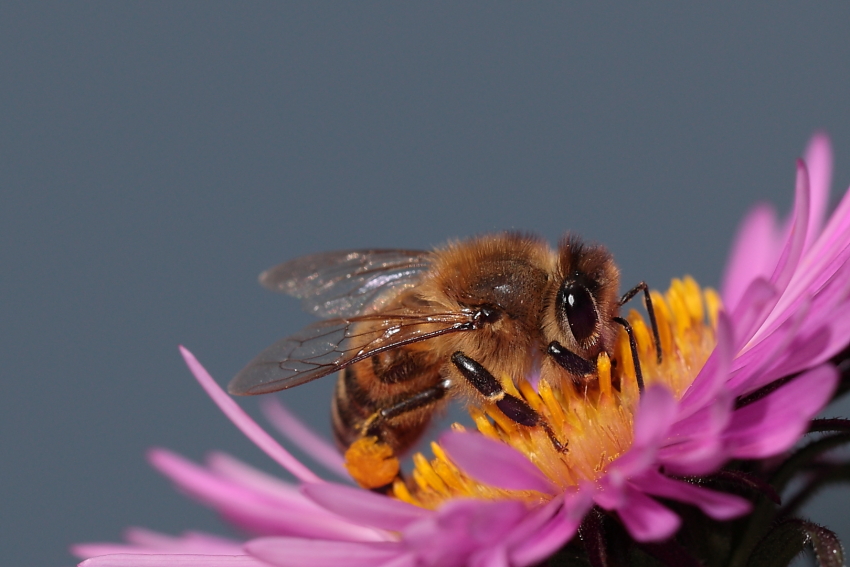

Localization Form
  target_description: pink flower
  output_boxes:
[75,134,850,566]
[75,349,574,567]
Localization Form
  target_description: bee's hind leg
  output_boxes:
[363,379,452,435]
[345,381,451,492]
[451,351,567,452]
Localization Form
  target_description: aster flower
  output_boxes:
[76,134,850,567]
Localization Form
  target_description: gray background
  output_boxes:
[3,4,850,566]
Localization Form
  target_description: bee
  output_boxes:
[229,233,661,489]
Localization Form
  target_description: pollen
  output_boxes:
[344,436,400,490]
[392,278,718,509]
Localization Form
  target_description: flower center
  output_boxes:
[391,277,720,509]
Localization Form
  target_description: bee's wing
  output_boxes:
[228,310,474,395]
[259,249,433,318]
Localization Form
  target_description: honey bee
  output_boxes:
[229,233,661,488]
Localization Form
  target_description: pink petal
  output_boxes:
[301,482,429,531]
[509,493,590,566]
[657,438,727,477]
[633,385,678,448]
[799,257,850,329]
[721,203,780,311]
[726,364,838,459]
[632,471,751,520]
[665,397,731,441]
[728,278,778,351]
[770,294,850,377]
[402,499,529,566]
[260,397,349,480]
[246,537,404,567]
[744,321,831,392]
[746,163,812,343]
[767,160,810,295]
[658,394,732,476]
[204,452,308,503]
[727,296,810,394]
[148,449,382,541]
[439,431,555,493]
[608,487,680,542]
[178,346,321,484]
[123,529,243,554]
[73,545,157,558]
[605,385,678,483]
[470,546,509,567]
[813,182,850,263]
[501,497,564,548]
[775,211,850,321]
[803,131,833,251]
[452,499,529,543]
[74,529,246,557]
[79,555,264,567]
[377,554,418,567]
[149,449,310,511]
[678,312,733,417]
[120,528,179,550]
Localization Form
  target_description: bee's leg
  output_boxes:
[612,317,645,394]
[345,380,452,491]
[618,281,662,364]
[547,341,596,377]
[549,330,646,394]
[451,352,567,452]
[361,379,452,436]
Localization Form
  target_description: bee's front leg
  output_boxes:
[546,341,596,377]
[548,321,646,394]
[451,351,566,452]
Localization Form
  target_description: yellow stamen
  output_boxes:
[392,476,417,505]
[704,288,722,329]
[412,452,450,496]
[500,376,522,399]
[519,379,543,413]
[597,352,612,399]
[470,406,501,440]
[683,276,705,322]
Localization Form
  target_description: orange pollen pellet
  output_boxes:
[344,436,400,490]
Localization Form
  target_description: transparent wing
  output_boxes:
[228,310,475,395]
[259,249,433,318]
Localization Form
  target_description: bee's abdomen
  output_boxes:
[331,365,377,450]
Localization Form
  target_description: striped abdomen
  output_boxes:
[331,345,444,455]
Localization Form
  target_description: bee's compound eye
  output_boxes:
[558,283,598,342]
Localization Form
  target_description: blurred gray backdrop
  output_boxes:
[3,4,850,566]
